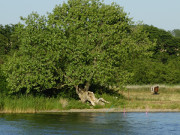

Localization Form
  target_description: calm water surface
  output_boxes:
[0,112,180,135]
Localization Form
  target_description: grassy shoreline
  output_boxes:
[0,86,180,113]
[0,108,180,114]
[40,108,180,113]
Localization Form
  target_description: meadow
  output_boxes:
[0,85,179,113]
[122,85,180,110]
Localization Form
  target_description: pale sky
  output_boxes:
[0,0,179,31]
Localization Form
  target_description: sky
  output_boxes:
[0,0,179,31]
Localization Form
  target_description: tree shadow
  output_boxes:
[90,84,125,99]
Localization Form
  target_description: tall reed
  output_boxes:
[0,95,63,113]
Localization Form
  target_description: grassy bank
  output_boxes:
[0,95,91,113]
[122,85,180,110]
[0,86,180,113]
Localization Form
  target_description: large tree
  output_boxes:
[3,0,153,105]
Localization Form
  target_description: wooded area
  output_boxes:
[0,0,180,101]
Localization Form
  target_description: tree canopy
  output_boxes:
[170,29,180,38]
[142,25,180,63]
[127,25,180,85]
[2,0,154,94]
[0,24,19,56]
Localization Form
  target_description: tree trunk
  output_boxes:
[63,74,108,106]
[75,84,109,106]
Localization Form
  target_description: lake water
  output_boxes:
[0,112,180,135]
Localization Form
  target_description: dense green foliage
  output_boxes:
[170,29,180,38]
[129,25,180,84]
[0,24,19,95]
[142,25,180,62]
[2,0,153,94]
[129,57,180,84]
[0,24,19,56]
[0,0,180,97]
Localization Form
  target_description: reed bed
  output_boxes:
[0,96,63,113]
[0,95,92,113]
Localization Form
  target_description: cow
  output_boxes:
[151,86,159,94]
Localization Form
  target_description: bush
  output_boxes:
[0,66,9,95]
[129,58,180,85]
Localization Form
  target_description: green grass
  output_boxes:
[121,86,180,110]
[0,95,92,113]
[0,85,180,113]
[0,95,63,113]
[0,93,126,113]
[66,99,91,109]
[97,93,126,108]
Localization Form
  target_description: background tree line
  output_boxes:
[0,0,180,97]
[128,25,180,84]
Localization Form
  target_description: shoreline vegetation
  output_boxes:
[0,85,180,113]
[0,0,180,113]
[1,109,180,114]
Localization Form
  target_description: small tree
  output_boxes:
[3,0,153,105]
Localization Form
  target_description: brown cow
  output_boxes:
[151,86,159,94]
